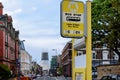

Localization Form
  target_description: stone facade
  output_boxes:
[20,47,32,76]
[97,64,120,79]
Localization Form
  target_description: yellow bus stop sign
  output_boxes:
[60,0,84,38]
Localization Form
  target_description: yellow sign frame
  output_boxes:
[72,1,92,80]
[60,0,84,38]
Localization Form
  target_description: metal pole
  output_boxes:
[72,39,75,80]
[86,1,92,80]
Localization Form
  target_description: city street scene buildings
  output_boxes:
[0,0,120,80]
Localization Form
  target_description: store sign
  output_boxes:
[60,0,84,38]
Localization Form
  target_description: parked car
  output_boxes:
[36,74,41,77]
[49,73,53,77]
[100,74,120,80]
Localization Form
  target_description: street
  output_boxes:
[35,76,55,80]
[34,76,71,80]
[1,0,119,80]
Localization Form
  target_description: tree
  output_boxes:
[0,64,11,79]
[92,0,120,62]
[57,67,62,76]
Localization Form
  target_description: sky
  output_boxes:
[1,0,88,63]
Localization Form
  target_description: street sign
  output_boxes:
[60,0,84,38]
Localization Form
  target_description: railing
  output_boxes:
[92,59,118,67]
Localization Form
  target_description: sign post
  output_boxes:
[86,1,92,80]
[60,0,84,38]
[60,1,92,80]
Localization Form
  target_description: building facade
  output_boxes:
[92,47,118,78]
[74,38,118,79]
[61,41,72,77]
[40,52,49,76]
[31,61,43,76]
[50,56,58,76]
[40,52,49,71]
[19,41,32,76]
[0,3,20,76]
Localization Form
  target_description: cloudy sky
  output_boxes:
[1,0,87,63]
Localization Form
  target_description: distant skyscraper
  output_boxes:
[41,52,49,60]
[40,52,49,70]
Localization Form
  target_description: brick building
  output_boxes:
[74,38,118,79]
[61,41,72,77]
[0,3,20,75]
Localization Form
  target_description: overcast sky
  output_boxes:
[1,0,88,63]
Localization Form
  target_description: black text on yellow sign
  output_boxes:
[60,0,84,38]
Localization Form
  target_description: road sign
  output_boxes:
[60,0,84,38]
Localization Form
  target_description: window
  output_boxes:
[5,33,8,42]
[11,52,15,60]
[103,44,107,48]
[113,52,119,60]
[92,51,97,59]
[21,53,25,62]
[77,51,83,56]
[5,46,8,58]
[102,50,109,60]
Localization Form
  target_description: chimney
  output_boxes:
[0,2,3,15]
